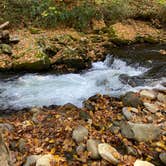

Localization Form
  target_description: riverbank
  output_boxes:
[0,89,165,166]
[0,18,166,73]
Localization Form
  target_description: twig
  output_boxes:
[0,21,10,29]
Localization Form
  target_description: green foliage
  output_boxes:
[1,0,166,30]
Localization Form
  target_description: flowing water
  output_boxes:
[0,54,165,110]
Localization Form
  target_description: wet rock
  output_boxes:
[72,126,88,143]
[122,92,143,108]
[134,159,155,166]
[18,138,27,153]
[119,74,144,87]
[159,152,166,165]
[140,90,157,100]
[87,139,100,159]
[24,155,42,166]
[144,102,159,113]
[157,93,166,104]
[98,143,121,164]
[121,122,161,142]
[36,154,55,166]
[122,107,133,120]
[0,44,12,54]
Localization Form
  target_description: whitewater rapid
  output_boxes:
[0,56,165,110]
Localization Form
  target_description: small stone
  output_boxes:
[87,139,100,159]
[144,102,159,113]
[79,110,90,121]
[140,90,156,100]
[159,152,166,165]
[126,146,137,156]
[36,154,55,166]
[130,107,139,113]
[76,143,86,155]
[109,125,120,134]
[18,138,27,153]
[134,159,155,166]
[98,143,121,164]
[122,107,133,120]
[9,36,20,44]
[24,155,42,166]
[72,126,88,143]
[157,93,166,104]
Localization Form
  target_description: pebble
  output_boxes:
[72,125,88,143]
[87,139,100,159]
[122,107,133,120]
[98,143,121,164]
[24,155,42,166]
[134,159,155,166]
[159,152,166,165]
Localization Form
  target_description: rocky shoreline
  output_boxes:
[0,88,165,166]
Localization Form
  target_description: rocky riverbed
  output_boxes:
[0,89,166,166]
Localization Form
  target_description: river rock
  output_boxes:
[144,102,159,113]
[140,90,156,100]
[122,92,143,108]
[159,152,166,165]
[36,154,55,166]
[157,93,166,104]
[0,123,13,131]
[72,126,88,143]
[0,133,11,166]
[24,155,42,166]
[0,44,12,54]
[122,107,133,120]
[98,143,121,164]
[18,138,27,153]
[87,139,100,159]
[125,146,137,156]
[120,122,161,142]
[134,159,155,166]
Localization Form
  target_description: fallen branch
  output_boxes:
[0,21,9,29]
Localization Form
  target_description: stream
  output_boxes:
[0,45,166,110]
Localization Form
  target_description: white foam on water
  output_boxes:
[0,56,165,109]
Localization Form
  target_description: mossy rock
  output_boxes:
[135,35,159,44]
[53,47,92,72]
[0,44,12,55]
[12,51,50,71]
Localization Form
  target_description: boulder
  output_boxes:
[120,122,161,142]
[140,90,157,100]
[98,143,121,164]
[122,92,143,107]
